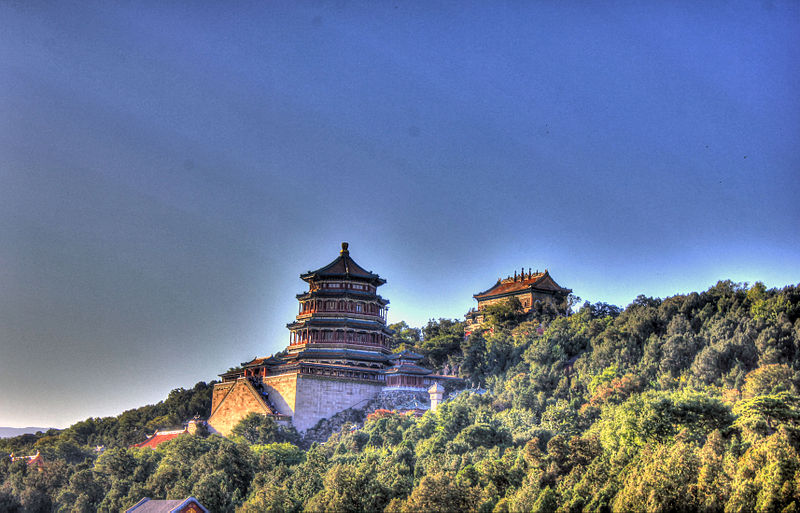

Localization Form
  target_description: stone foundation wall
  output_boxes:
[293,375,384,432]
[261,373,299,416]
[208,379,270,437]
[211,382,234,413]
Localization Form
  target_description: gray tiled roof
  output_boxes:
[125,497,208,513]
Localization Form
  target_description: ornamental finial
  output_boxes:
[341,242,349,254]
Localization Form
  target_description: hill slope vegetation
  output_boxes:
[2,280,800,512]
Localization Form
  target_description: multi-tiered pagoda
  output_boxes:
[208,243,444,435]
[284,241,393,375]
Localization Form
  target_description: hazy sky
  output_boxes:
[1,1,798,429]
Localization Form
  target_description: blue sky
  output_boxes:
[1,1,798,428]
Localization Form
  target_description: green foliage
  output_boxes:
[418,318,466,369]
[230,412,300,446]
[388,321,422,351]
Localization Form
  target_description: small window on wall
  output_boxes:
[356,303,363,312]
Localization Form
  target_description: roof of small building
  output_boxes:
[383,363,433,375]
[133,428,187,450]
[241,355,285,368]
[300,243,386,285]
[126,497,208,513]
[10,451,44,467]
[474,270,571,300]
[388,350,424,361]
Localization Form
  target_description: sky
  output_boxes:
[1,1,798,429]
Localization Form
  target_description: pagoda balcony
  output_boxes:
[295,310,387,322]
[289,336,390,348]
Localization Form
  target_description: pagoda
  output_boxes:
[208,243,444,434]
[286,241,392,361]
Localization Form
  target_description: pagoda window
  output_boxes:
[356,303,363,313]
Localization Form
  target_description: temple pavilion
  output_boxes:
[465,268,572,332]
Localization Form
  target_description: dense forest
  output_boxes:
[2,280,800,512]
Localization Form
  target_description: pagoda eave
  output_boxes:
[300,272,386,286]
[295,290,389,304]
[474,286,572,301]
[287,318,392,331]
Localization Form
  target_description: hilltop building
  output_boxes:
[208,243,451,435]
[131,418,205,449]
[126,497,208,513]
[9,451,44,470]
[465,269,571,334]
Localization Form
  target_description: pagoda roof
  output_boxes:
[300,243,386,285]
[474,269,571,300]
[288,348,390,363]
[383,363,433,376]
[388,350,424,361]
[287,317,391,332]
[296,290,389,304]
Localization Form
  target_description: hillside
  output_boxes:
[1,280,799,512]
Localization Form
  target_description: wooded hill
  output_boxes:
[2,280,799,512]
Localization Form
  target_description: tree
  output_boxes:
[0,490,22,513]
[726,427,800,512]
[388,321,421,350]
[418,318,465,369]
[231,413,300,446]
[741,364,797,399]
[399,471,479,513]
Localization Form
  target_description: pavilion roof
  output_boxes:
[383,363,433,376]
[474,270,571,300]
[300,243,385,285]
[388,350,424,361]
[132,428,187,450]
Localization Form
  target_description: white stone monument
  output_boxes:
[428,382,445,412]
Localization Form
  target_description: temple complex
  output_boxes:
[209,243,446,435]
[465,268,571,333]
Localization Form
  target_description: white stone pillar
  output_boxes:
[428,382,445,412]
